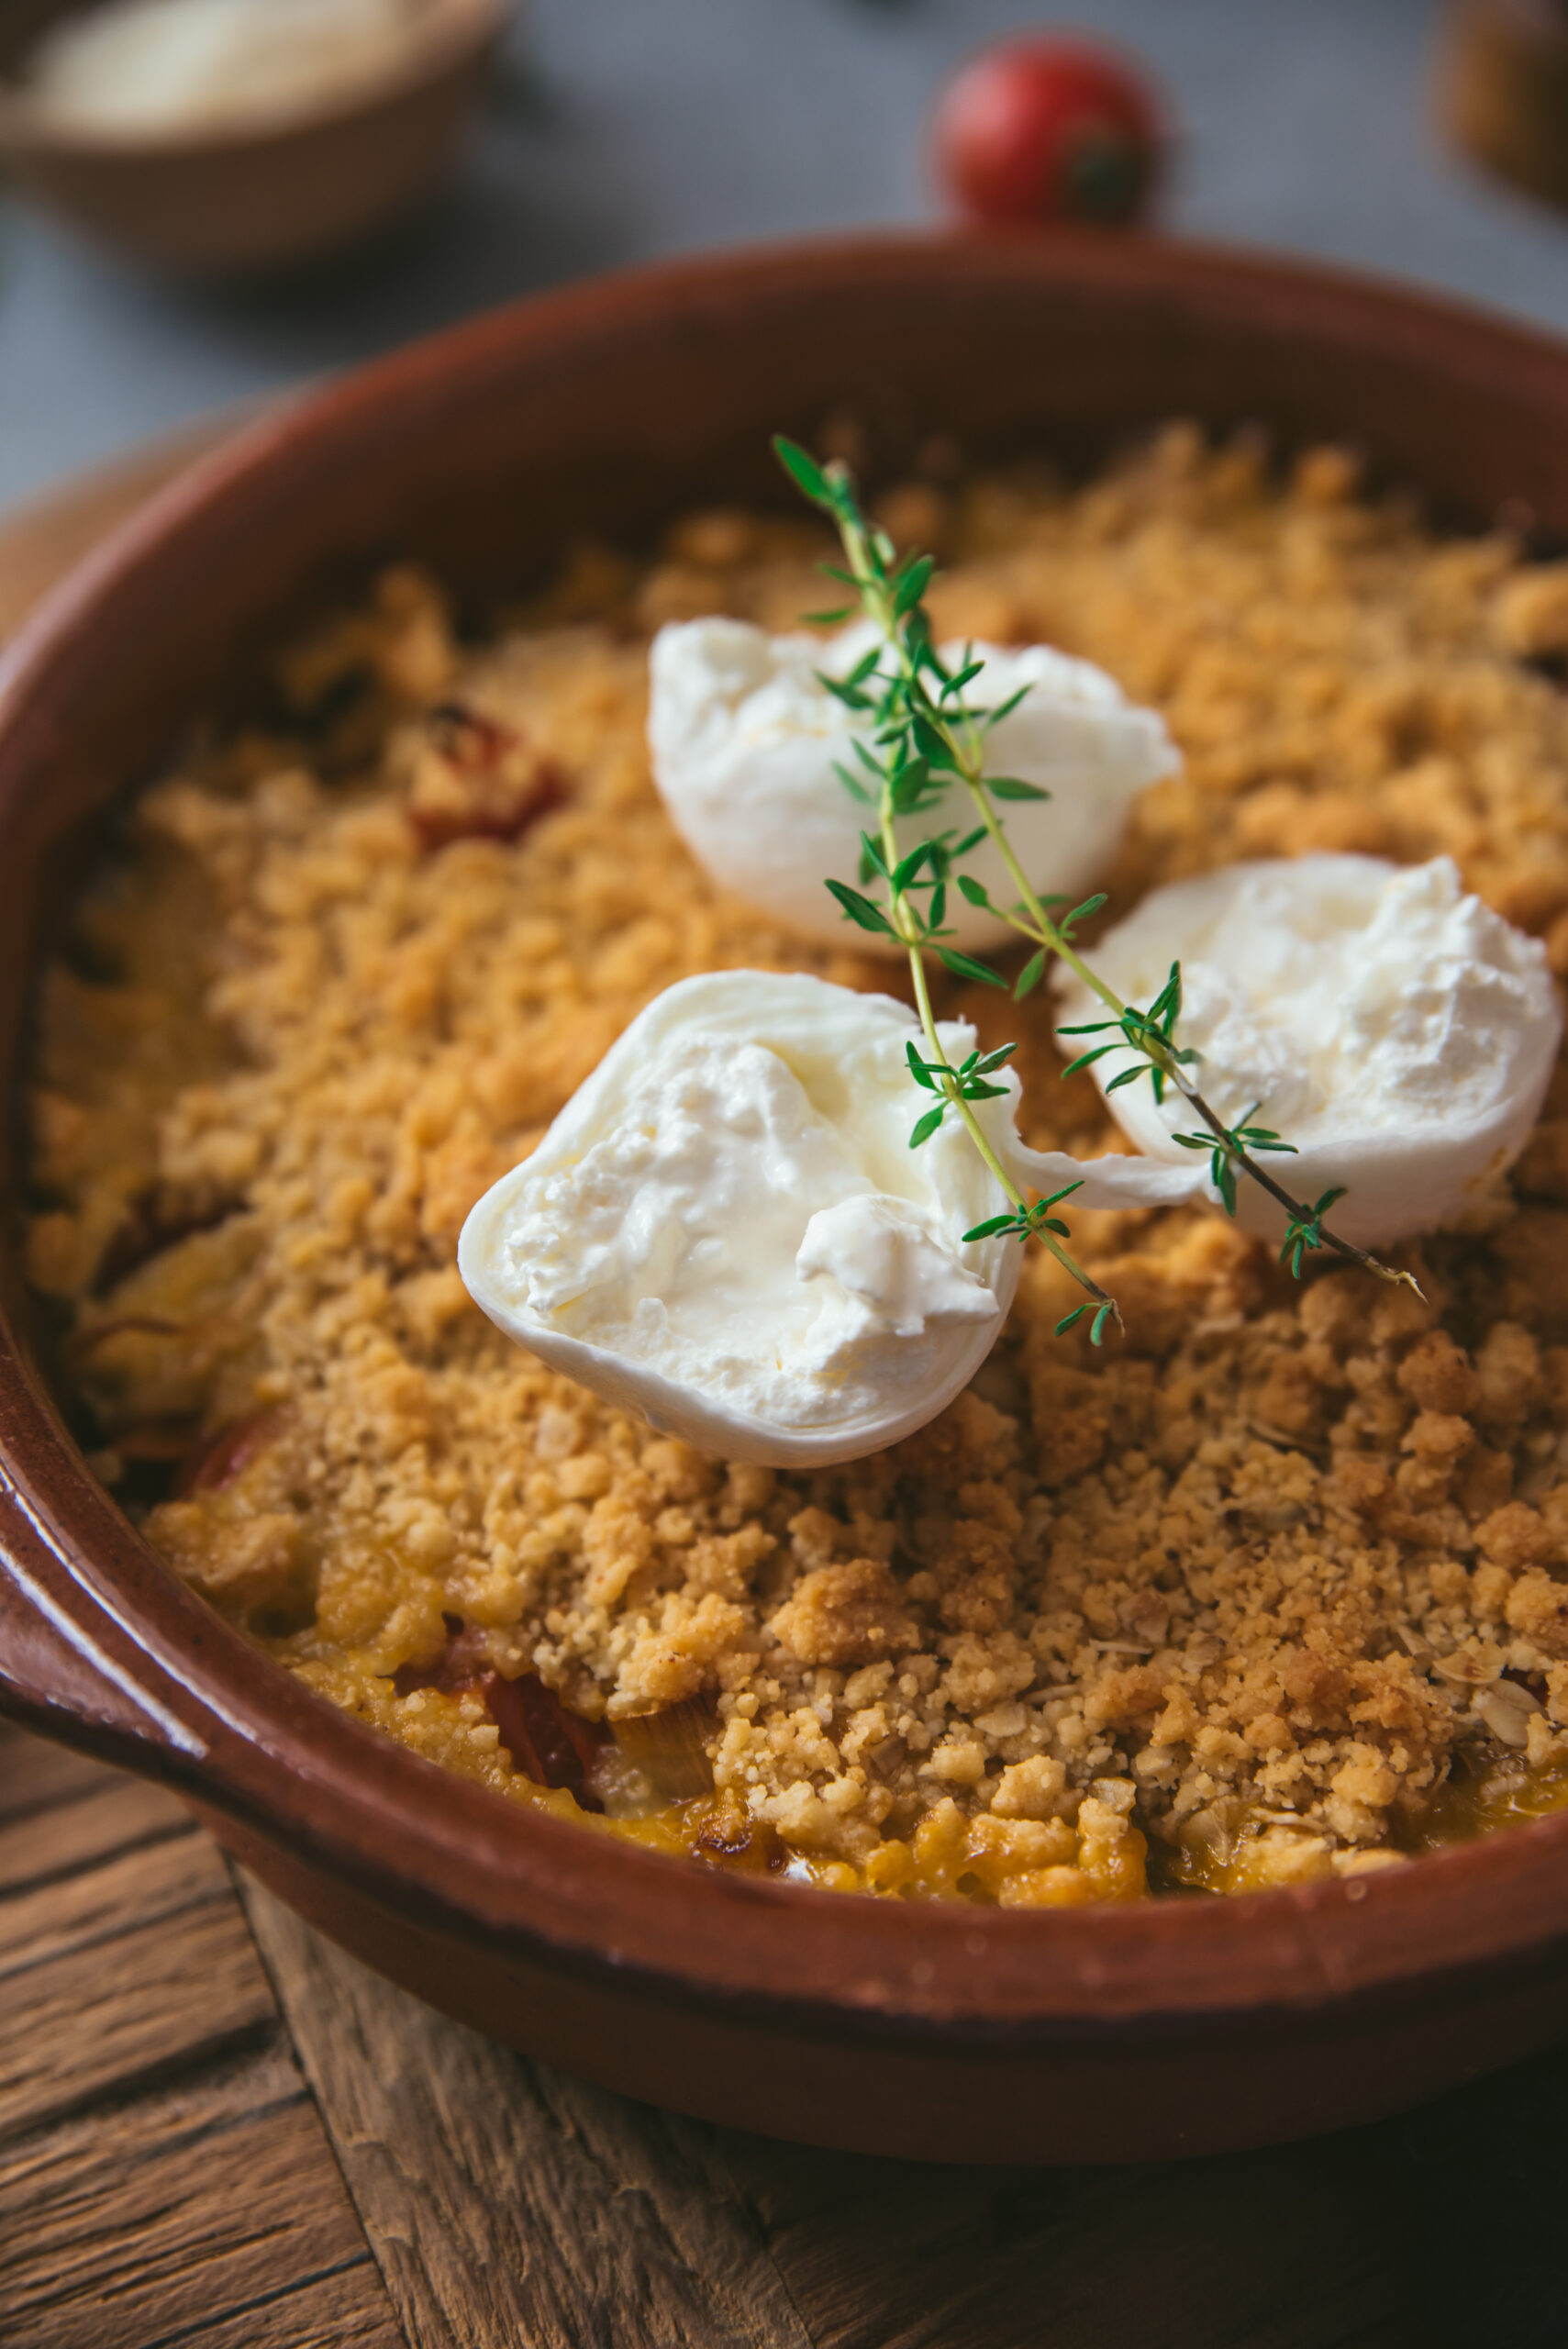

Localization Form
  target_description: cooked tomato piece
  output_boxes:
[392,1619,606,1812]
[484,1670,606,1811]
[407,701,566,851]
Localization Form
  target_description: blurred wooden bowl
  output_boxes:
[0,0,507,273]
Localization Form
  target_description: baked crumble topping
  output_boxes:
[26,424,1568,1901]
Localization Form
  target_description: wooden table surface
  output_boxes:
[5,432,1568,2349]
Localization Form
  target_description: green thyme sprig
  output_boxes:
[773,440,1120,1334]
[773,434,1422,1312]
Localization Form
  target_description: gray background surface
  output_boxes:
[1,0,1565,506]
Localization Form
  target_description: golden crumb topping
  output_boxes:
[27,425,1568,1902]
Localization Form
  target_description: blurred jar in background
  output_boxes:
[1438,0,1568,216]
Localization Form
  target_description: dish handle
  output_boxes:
[0,1489,206,1775]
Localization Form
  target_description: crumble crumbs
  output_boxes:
[27,424,1568,1902]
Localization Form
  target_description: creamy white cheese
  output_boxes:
[1054,854,1562,1249]
[460,971,1198,1466]
[648,618,1178,952]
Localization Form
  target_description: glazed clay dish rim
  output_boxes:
[4,229,1568,2046]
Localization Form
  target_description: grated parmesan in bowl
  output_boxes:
[21,0,462,139]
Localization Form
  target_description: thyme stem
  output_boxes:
[879,690,1117,1316]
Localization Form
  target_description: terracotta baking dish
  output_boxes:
[4,232,1568,2165]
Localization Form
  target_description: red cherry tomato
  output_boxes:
[932,35,1167,228]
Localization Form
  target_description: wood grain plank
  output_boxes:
[0,1895,277,2139]
[0,1720,116,1824]
[145,2262,410,2349]
[239,1876,816,2349]
[719,2133,1419,2349]
[0,1822,223,1980]
[0,1722,408,2349]
[0,2040,400,2349]
[0,1776,192,1898]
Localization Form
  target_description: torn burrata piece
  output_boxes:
[460,971,1198,1466]
[648,617,1178,952]
[1053,854,1562,1250]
